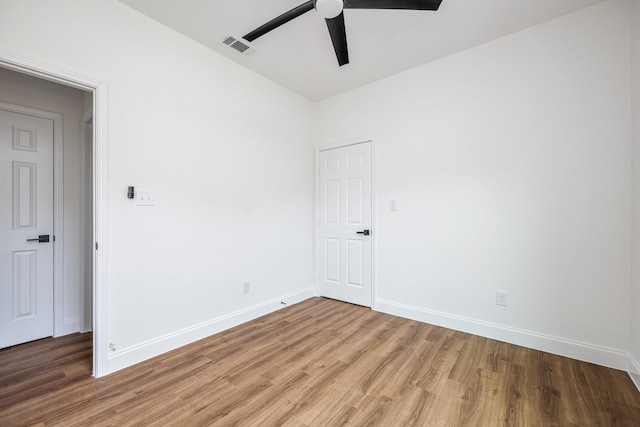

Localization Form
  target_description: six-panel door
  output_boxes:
[0,108,54,348]
[318,142,372,307]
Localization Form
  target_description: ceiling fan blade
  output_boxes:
[325,12,349,66]
[244,1,314,42]
[344,0,442,10]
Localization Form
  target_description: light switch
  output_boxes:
[389,200,397,211]
[136,190,155,206]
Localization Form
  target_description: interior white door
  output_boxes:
[317,142,372,307]
[0,108,54,348]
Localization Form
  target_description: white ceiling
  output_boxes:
[118,0,604,101]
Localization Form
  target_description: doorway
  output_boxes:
[0,71,92,346]
[316,141,373,307]
[0,54,107,376]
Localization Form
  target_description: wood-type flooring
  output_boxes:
[1,297,639,426]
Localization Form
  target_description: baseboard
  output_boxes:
[55,319,81,337]
[107,287,315,374]
[629,354,640,392]
[375,299,629,371]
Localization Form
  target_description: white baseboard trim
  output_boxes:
[375,299,629,371]
[107,288,315,374]
[629,354,640,392]
[55,319,81,337]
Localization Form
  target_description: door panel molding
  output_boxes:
[0,50,109,377]
[12,250,37,320]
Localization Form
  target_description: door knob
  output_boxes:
[26,235,50,243]
[356,230,370,236]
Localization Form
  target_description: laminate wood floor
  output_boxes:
[1,297,639,426]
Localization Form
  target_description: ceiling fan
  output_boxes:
[242,0,443,66]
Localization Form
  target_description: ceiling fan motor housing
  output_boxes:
[314,0,344,19]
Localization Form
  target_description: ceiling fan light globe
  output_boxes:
[315,0,343,19]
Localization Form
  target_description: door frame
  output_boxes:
[80,108,93,334]
[315,138,377,310]
[0,50,109,377]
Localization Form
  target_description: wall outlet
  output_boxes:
[496,291,508,307]
[243,281,250,294]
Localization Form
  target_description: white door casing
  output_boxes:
[0,108,54,348]
[317,142,372,307]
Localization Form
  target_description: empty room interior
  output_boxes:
[1,0,640,425]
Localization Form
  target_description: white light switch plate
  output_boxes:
[496,291,508,307]
[136,190,155,206]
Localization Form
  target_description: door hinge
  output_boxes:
[95,242,99,250]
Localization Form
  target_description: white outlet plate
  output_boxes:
[243,281,250,294]
[496,291,508,307]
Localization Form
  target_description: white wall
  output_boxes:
[0,67,87,336]
[0,0,315,373]
[630,0,640,388]
[317,0,633,367]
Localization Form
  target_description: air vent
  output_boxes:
[222,36,255,56]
